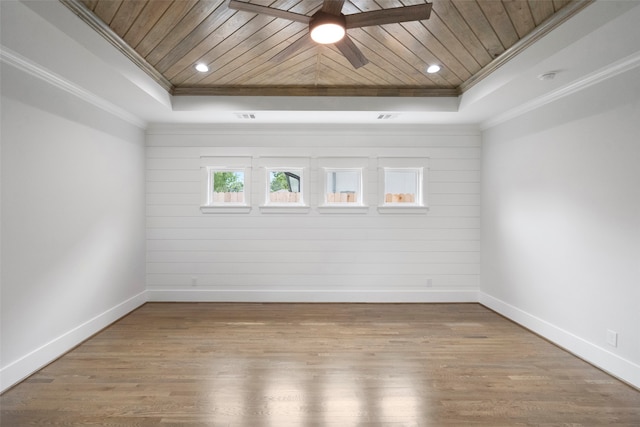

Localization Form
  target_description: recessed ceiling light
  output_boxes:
[426,64,441,74]
[195,63,209,73]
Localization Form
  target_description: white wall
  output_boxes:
[480,65,640,388]
[0,61,147,391]
[146,126,481,302]
[1,0,635,396]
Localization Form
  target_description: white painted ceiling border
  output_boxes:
[480,49,640,131]
[0,45,147,129]
[145,123,481,136]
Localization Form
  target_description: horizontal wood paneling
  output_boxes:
[146,239,480,252]
[147,262,479,276]
[145,274,479,289]
[146,250,480,264]
[145,205,480,217]
[145,216,480,229]
[145,127,481,299]
[144,135,481,149]
[146,227,480,241]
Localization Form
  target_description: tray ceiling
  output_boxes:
[62,0,589,97]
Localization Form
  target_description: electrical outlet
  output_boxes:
[191,276,198,287]
[426,278,433,288]
[606,329,618,347]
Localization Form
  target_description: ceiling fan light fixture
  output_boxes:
[310,12,346,44]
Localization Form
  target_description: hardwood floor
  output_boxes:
[2,303,639,426]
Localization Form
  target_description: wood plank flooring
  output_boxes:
[2,303,639,426]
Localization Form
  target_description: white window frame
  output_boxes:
[377,157,429,214]
[317,157,369,214]
[200,157,252,214]
[258,157,310,214]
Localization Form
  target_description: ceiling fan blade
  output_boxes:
[228,0,311,24]
[345,3,432,29]
[271,34,315,63]
[334,35,369,69]
[321,0,346,15]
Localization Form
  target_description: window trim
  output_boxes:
[318,167,369,214]
[377,157,429,214]
[200,157,252,214]
[258,157,310,214]
[317,157,370,214]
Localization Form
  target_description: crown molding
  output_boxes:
[59,0,173,94]
[0,46,146,129]
[173,86,460,97]
[460,0,594,94]
[480,49,640,130]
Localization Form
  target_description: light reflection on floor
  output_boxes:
[207,356,427,425]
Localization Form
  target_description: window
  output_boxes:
[212,170,245,204]
[324,169,361,204]
[258,157,310,213]
[378,157,428,214]
[317,157,369,213]
[383,168,421,205]
[200,157,252,213]
[268,170,302,204]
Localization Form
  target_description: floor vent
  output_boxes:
[235,113,256,119]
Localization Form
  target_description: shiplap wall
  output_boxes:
[146,126,480,302]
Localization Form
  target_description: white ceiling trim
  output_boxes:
[480,49,640,131]
[0,45,147,129]
[145,122,481,135]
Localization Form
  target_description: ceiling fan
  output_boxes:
[228,0,432,69]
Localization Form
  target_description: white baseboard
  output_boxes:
[0,291,148,393]
[479,292,640,389]
[147,288,479,303]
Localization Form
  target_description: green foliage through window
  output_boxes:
[270,171,300,192]
[213,171,244,192]
[270,172,290,192]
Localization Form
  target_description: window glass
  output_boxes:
[269,171,301,203]
[326,170,360,203]
[212,170,245,204]
[384,169,419,204]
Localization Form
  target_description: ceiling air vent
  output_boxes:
[235,113,256,119]
[377,114,398,120]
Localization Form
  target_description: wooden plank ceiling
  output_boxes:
[65,0,587,96]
